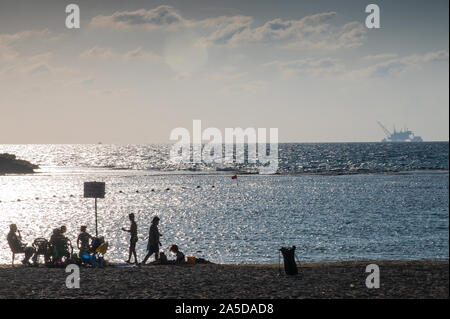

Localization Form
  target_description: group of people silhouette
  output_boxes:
[6,214,186,266]
[6,223,100,266]
[122,213,185,265]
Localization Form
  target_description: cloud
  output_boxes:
[0,42,17,62]
[0,29,53,63]
[199,16,253,45]
[248,12,337,43]
[421,50,449,63]
[198,15,253,29]
[80,46,115,59]
[264,58,345,77]
[28,64,51,74]
[206,66,248,81]
[363,53,399,61]
[355,50,449,78]
[0,30,68,78]
[201,12,366,50]
[264,50,448,80]
[336,22,367,49]
[123,47,161,60]
[80,46,161,61]
[0,49,54,75]
[90,6,185,30]
[368,60,410,77]
[0,29,51,44]
[90,7,365,50]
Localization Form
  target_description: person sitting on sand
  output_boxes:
[7,224,35,265]
[122,213,138,264]
[169,244,186,264]
[77,225,92,256]
[142,216,162,265]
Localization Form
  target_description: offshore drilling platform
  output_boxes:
[377,121,423,142]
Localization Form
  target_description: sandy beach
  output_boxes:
[0,260,447,299]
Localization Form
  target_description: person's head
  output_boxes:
[9,224,17,232]
[169,244,179,253]
[60,225,67,233]
[129,213,135,221]
[80,225,87,232]
[152,216,160,225]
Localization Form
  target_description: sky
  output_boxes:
[0,0,448,143]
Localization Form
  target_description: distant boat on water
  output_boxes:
[377,121,423,142]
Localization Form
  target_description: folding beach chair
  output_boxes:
[32,237,51,265]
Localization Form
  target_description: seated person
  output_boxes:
[77,225,92,256]
[169,244,186,264]
[7,224,35,265]
[49,226,71,262]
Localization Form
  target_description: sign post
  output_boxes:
[84,182,105,237]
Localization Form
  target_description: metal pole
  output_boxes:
[95,197,98,237]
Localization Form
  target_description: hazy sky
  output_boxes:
[0,0,448,143]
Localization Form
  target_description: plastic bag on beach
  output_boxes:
[280,246,298,275]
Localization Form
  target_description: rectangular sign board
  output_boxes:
[84,182,105,198]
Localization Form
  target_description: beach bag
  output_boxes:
[279,246,298,275]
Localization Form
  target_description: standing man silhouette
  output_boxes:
[122,213,138,264]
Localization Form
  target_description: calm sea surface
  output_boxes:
[0,143,448,264]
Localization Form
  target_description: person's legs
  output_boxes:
[126,238,138,263]
[142,251,153,265]
[23,247,35,265]
[126,245,132,263]
[130,239,138,264]
[52,246,60,262]
[55,248,63,262]
[142,245,160,265]
[63,249,71,262]
[32,250,39,264]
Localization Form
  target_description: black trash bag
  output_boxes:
[280,246,298,275]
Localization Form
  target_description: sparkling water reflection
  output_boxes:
[0,170,448,264]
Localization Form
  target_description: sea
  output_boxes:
[0,142,448,264]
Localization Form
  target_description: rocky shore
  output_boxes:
[0,153,38,174]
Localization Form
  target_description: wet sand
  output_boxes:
[0,260,447,299]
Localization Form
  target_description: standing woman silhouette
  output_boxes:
[142,216,162,265]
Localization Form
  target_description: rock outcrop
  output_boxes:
[0,153,39,174]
